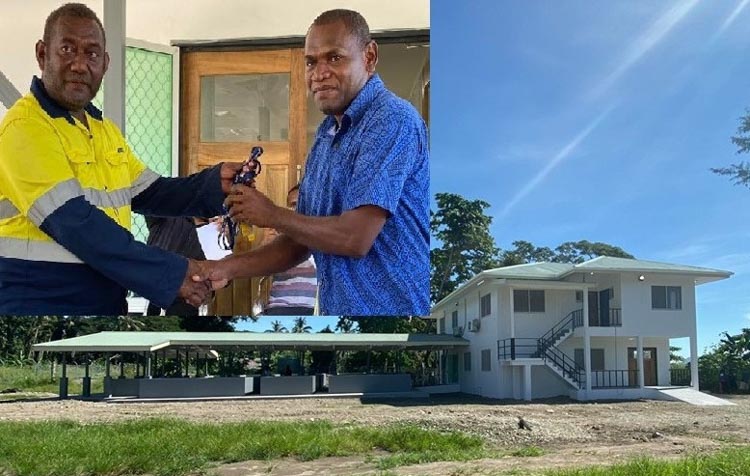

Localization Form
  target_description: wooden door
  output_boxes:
[628,347,658,386]
[181,49,307,315]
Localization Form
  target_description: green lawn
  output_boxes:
[0,363,139,396]
[547,446,750,476]
[0,418,489,476]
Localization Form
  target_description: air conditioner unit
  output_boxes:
[468,318,481,332]
[453,326,464,336]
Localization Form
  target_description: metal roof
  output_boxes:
[32,331,469,353]
[433,257,732,310]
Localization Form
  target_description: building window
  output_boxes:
[464,352,472,371]
[651,286,681,310]
[574,349,605,371]
[438,318,445,334]
[480,293,491,317]
[481,349,491,371]
[575,290,583,302]
[513,290,545,313]
[452,310,459,329]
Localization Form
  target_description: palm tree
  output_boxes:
[336,317,356,333]
[291,317,312,334]
[266,320,288,333]
[116,315,145,332]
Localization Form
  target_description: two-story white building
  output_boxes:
[430,256,731,402]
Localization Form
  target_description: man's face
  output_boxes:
[287,189,299,209]
[304,21,377,118]
[36,16,109,113]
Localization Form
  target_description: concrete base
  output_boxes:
[106,377,258,398]
[328,373,412,394]
[260,375,317,395]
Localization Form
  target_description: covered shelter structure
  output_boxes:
[33,332,468,400]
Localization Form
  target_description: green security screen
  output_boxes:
[93,46,174,244]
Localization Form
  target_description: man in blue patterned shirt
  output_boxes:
[208,9,429,316]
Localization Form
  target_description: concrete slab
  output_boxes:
[654,387,736,406]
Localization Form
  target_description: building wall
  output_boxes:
[510,287,580,339]
[619,273,696,337]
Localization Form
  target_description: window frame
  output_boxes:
[480,293,492,317]
[651,285,682,310]
[513,289,546,313]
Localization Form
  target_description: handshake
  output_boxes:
[177,258,232,308]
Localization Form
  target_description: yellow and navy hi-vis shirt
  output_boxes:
[0,77,225,315]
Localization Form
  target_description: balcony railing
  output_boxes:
[497,338,541,360]
[590,370,637,388]
[670,367,691,386]
[574,308,622,327]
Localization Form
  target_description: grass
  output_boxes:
[0,418,490,476]
[511,445,545,457]
[547,446,750,476]
[0,363,139,396]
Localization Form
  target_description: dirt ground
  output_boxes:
[1,393,748,475]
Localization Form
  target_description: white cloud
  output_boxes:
[498,105,615,219]
[714,0,750,39]
[587,0,700,101]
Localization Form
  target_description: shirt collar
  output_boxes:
[30,76,104,126]
[316,73,385,139]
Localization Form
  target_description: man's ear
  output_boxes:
[364,40,378,73]
[103,51,110,75]
[35,40,46,71]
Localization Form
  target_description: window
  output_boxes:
[452,310,459,329]
[651,286,681,310]
[464,352,472,371]
[481,349,491,371]
[513,290,545,313]
[574,349,605,371]
[438,318,445,334]
[480,293,491,316]
[575,290,583,302]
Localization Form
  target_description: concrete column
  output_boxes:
[582,287,591,394]
[523,364,532,401]
[146,352,152,379]
[59,354,69,400]
[690,335,699,390]
[103,0,126,131]
[82,361,91,397]
[637,336,645,388]
[509,287,515,337]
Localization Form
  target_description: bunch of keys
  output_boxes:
[218,146,263,250]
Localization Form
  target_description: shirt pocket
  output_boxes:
[102,149,131,191]
[67,150,97,188]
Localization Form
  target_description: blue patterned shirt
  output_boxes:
[298,74,429,316]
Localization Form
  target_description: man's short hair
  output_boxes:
[43,3,106,45]
[311,9,371,48]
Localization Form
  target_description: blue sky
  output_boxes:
[431,0,750,353]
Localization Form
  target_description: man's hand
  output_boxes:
[225,184,280,228]
[191,259,232,291]
[178,259,213,307]
[219,162,244,194]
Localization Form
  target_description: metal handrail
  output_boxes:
[538,309,583,350]
[542,344,585,387]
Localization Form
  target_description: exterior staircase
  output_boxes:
[536,310,585,389]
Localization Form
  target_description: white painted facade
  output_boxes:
[431,257,731,402]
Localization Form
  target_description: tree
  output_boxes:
[291,317,312,334]
[116,315,145,332]
[431,193,501,303]
[711,109,750,187]
[501,239,633,265]
[336,317,356,333]
[266,320,288,333]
